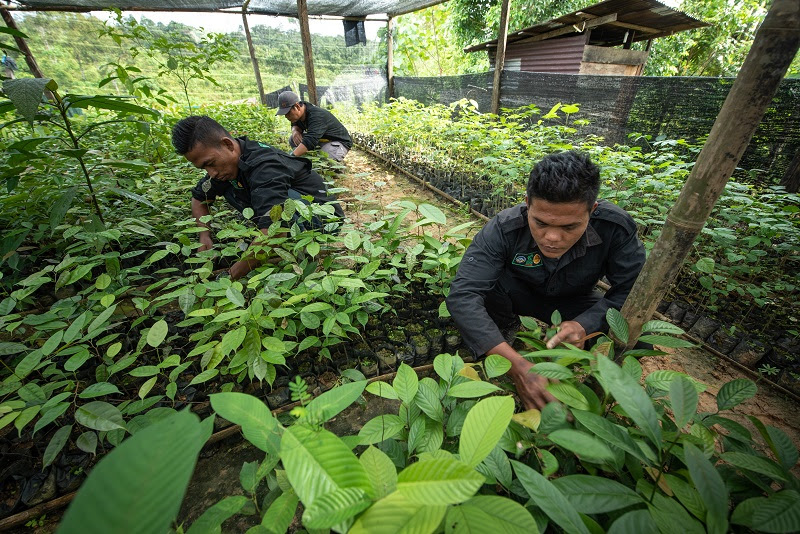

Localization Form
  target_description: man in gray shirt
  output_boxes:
[276,91,352,162]
[446,151,645,410]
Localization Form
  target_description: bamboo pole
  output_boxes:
[296,0,317,105]
[0,8,47,79]
[621,0,800,348]
[241,2,266,106]
[490,0,511,114]
[386,17,394,101]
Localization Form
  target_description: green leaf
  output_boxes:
[396,457,484,505]
[139,376,158,400]
[459,396,514,468]
[532,362,573,380]
[43,424,72,469]
[548,429,616,463]
[108,187,155,208]
[684,443,728,534]
[304,380,367,422]
[359,415,406,445]
[637,335,695,348]
[512,460,590,534]
[445,495,539,534]
[360,446,398,500]
[210,393,279,455]
[189,369,218,386]
[732,491,800,533]
[485,354,511,378]
[447,381,501,398]
[765,426,799,472]
[547,383,589,410]
[716,379,757,411]
[607,510,658,534]
[50,186,79,231]
[720,451,789,482]
[606,308,628,344]
[3,78,50,123]
[260,489,299,533]
[551,475,643,513]
[147,319,168,348]
[418,203,446,225]
[79,382,122,399]
[33,402,70,435]
[75,401,126,432]
[414,379,443,423]
[302,487,371,529]
[641,320,685,335]
[186,496,248,534]
[344,231,362,250]
[392,363,419,405]
[349,491,446,534]
[58,410,210,534]
[226,287,245,308]
[281,425,372,508]
[695,257,715,273]
[670,375,697,429]
[66,94,159,116]
[76,431,98,455]
[596,354,661,447]
[365,381,399,400]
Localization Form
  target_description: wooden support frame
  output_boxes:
[620,0,800,349]
[296,0,317,105]
[1,8,47,79]
[386,17,394,101]
[490,0,511,114]
[241,1,266,105]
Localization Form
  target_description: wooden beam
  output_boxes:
[519,13,618,44]
[386,17,394,101]
[607,20,660,34]
[0,8,47,79]
[241,1,266,105]
[620,0,800,349]
[491,0,511,115]
[296,0,317,106]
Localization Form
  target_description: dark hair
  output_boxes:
[171,116,231,155]
[526,151,600,209]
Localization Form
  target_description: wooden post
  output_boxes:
[621,0,800,348]
[242,1,266,105]
[386,17,394,101]
[490,0,511,114]
[0,8,47,79]
[296,0,317,105]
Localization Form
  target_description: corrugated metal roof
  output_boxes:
[6,0,447,18]
[491,34,587,74]
[466,0,708,53]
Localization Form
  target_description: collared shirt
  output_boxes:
[446,200,646,356]
[292,102,352,150]
[190,137,344,229]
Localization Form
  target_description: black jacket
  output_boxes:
[446,200,645,356]
[292,103,352,150]
[191,137,344,229]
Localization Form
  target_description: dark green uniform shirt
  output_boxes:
[446,200,645,356]
[190,137,344,229]
[291,102,352,150]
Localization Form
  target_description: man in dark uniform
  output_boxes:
[446,151,645,410]
[276,91,352,162]
[172,115,344,280]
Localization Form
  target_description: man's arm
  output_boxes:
[229,228,271,280]
[488,341,557,411]
[191,198,214,252]
[294,109,325,154]
[290,125,305,154]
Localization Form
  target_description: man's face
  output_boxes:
[185,137,240,182]
[284,103,304,122]
[526,197,597,258]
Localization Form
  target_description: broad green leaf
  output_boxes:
[260,489,299,533]
[349,491,446,534]
[304,380,367,422]
[43,424,72,469]
[50,186,79,231]
[393,363,419,405]
[14,405,40,435]
[210,393,279,455]
[396,457,484,505]
[548,429,616,463]
[226,287,245,308]
[459,396,514,468]
[648,491,706,534]
[79,382,121,399]
[360,446,397,499]
[419,203,446,225]
[485,354,511,378]
[433,353,456,383]
[75,401,126,432]
[445,495,538,534]
[3,78,50,123]
[476,445,512,487]
[414,379,443,423]
[109,187,155,209]
[147,319,168,348]
[447,381,501,398]
[189,369,218,386]
[0,342,28,356]
[76,430,98,455]
[552,475,642,513]
[512,409,541,432]
[695,257,715,273]
[684,444,728,534]
[366,381,399,400]
[303,487,370,529]
[641,320,685,335]
[637,335,694,348]
[344,231,362,250]
[58,410,210,534]
[607,510,659,534]
[512,460,590,534]
[532,362,573,380]
[606,308,628,344]
[139,376,158,400]
[765,426,799,472]
[33,402,69,435]
[14,349,43,379]
[359,415,406,445]
[66,95,159,116]
[732,491,800,533]
[597,354,661,447]
[547,383,589,410]
[720,451,789,482]
[301,302,333,313]
[281,425,372,508]
[716,379,757,411]
[669,375,697,429]
[663,474,706,520]
[186,496,248,534]
[88,304,116,333]
[220,326,247,355]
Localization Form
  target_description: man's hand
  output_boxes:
[546,320,586,349]
[508,358,557,411]
[198,234,214,252]
[291,129,304,147]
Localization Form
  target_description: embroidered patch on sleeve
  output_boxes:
[512,252,542,268]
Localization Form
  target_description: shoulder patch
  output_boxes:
[201,179,212,193]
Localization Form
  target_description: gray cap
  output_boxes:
[276,91,300,115]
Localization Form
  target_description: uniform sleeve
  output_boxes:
[247,160,293,229]
[191,176,228,203]
[299,110,326,150]
[573,226,646,333]
[445,219,510,356]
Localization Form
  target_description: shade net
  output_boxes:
[393,71,800,185]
